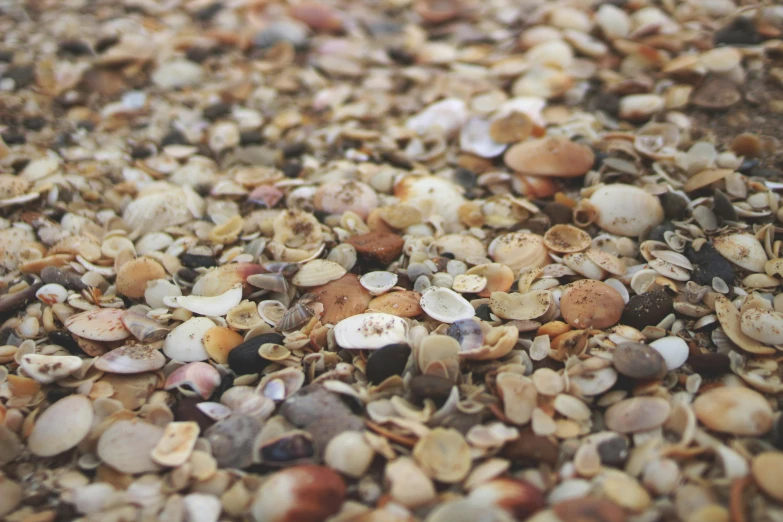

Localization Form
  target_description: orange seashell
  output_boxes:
[203,326,244,365]
[369,291,423,318]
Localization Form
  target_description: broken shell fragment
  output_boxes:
[95,344,166,374]
[173,283,243,316]
[20,354,82,383]
[121,311,169,342]
[334,313,408,349]
[164,362,221,399]
[420,286,475,323]
[28,394,94,457]
[489,290,552,321]
[65,308,131,342]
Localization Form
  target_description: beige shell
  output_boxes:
[324,431,375,478]
[589,184,664,237]
[431,234,487,261]
[395,176,466,225]
[460,325,518,361]
[291,259,347,287]
[543,224,592,253]
[489,290,552,320]
[413,428,471,483]
[258,300,287,326]
[97,419,164,474]
[489,233,550,274]
[496,372,537,425]
[226,300,265,330]
[420,287,475,323]
[585,249,627,276]
[713,233,768,273]
[465,263,514,297]
[359,271,398,295]
[151,421,200,467]
[452,274,487,294]
[740,308,783,346]
[173,284,243,316]
[28,394,94,457]
[714,296,775,355]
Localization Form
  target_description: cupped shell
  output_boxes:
[163,317,215,362]
[95,344,166,374]
[173,283,243,316]
[65,308,130,342]
[420,287,475,324]
[334,313,408,349]
[360,271,398,295]
[714,296,775,355]
[489,290,552,321]
[589,184,664,237]
[292,260,347,287]
[543,224,591,253]
[164,361,221,399]
[713,233,768,273]
[28,394,94,457]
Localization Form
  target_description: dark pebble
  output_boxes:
[176,267,200,284]
[0,279,43,314]
[620,289,673,331]
[597,436,629,467]
[46,387,73,403]
[205,414,261,469]
[160,129,189,147]
[453,168,477,189]
[283,142,308,158]
[282,160,303,178]
[409,374,453,406]
[258,432,316,465]
[686,242,735,286]
[475,303,492,321]
[4,65,35,89]
[646,222,675,243]
[47,330,83,355]
[749,166,780,179]
[687,352,731,376]
[542,202,573,225]
[180,252,217,269]
[185,46,212,63]
[591,92,620,117]
[714,17,762,46]
[194,1,223,21]
[280,384,357,427]
[130,143,154,159]
[174,396,215,432]
[659,191,690,220]
[738,158,760,174]
[387,47,416,65]
[0,49,13,62]
[202,102,232,121]
[94,36,118,54]
[41,266,88,291]
[240,130,263,146]
[0,129,25,145]
[613,342,667,380]
[379,150,413,170]
[212,372,235,401]
[58,39,92,56]
[304,413,366,454]
[712,189,737,222]
[227,333,285,375]
[365,343,411,384]
[502,430,559,466]
[772,415,783,450]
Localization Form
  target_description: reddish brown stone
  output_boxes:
[311,273,371,325]
[344,232,404,266]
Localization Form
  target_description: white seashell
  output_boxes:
[136,232,174,255]
[196,402,232,420]
[589,184,664,237]
[173,283,242,317]
[406,98,467,137]
[20,354,82,383]
[64,308,131,342]
[452,274,487,294]
[123,185,205,235]
[563,252,606,280]
[713,233,768,273]
[714,296,775,355]
[258,300,287,326]
[325,431,375,478]
[97,419,164,474]
[163,317,214,362]
[648,336,689,370]
[395,176,466,226]
[334,313,409,349]
[291,259,347,287]
[420,287,475,324]
[184,493,221,522]
[569,366,617,396]
[740,308,783,345]
[649,258,690,281]
[360,271,398,295]
[145,279,182,309]
[460,118,506,158]
[650,250,693,270]
[28,394,94,457]
[95,344,166,374]
[604,279,630,304]
[35,283,68,304]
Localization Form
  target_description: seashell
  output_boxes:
[619,94,664,120]
[740,308,783,345]
[95,344,166,374]
[28,394,94,457]
[713,233,768,273]
[257,367,305,401]
[121,311,169,342]
[35,283,68,304]
[65,308,131,342]
[144,279,182,309]
[648,336,689,371]
[151,421,200,467]
[163,317,215,362]
[324,430,375,478]
[683,168,733,193]
[649,258,690,281]
[359,271,398,295]
[203,326,243,365]
[247,273,289,294]
[420,287,475,323]
[196,401,232,421]
[314,180,379,220]
[205,415,262,469]
[369,290,423,318]
[496,372,537,425]
[452,273,487,293]
[277,301,315,332]
[313,273,372,324]
[489,290,552,321]
[115,257,167,299]
[227,333,285,375]
[693,386,773,436]
[563,252,606,280]
[395,176,465,225]
[20,354,82,383]
[466,263,514,297]
[226,300,265,330]
[489,233,549,274]
[460,117,507,158]
[97,419,164,474]
[461,324,518,360]
[344,232,405,266]
[589,184,664,237]
[604,397,671,433]
[326,243,357,272]
[258,343,291,361]
[504,137,594,177]
[292,259,347,287]
[568,366,617,396]
[543,224,591,253]
[431,234,487,261]
[123,185,205,235]
[406,98,467,137]
[250,465,346,522]
[184,494,221,522]
[714,296,775,355]
[164,362,221,399]
[191,263,265,297]
[585,249,626,277]
[173,283,243,316]
[334,313,408,349]
[258,300,288,326]
[413,427,472,483]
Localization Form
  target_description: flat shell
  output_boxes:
[28,394,94,457]
[420,287,475,323]
[65,308,131,342]
[560,280,624,329]
[163,317,215,362]
[693,386,773,436]
[489,290,552,320]
[97,419,164,474]
[151,421,200,467]
[604,397,671,433]
[359,271,398,295]
[334,313,408,349]
[292,259,347,287]
[95,344,166,374]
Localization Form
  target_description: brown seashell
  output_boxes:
[683,168,732,193]
[369,290,423,318]
[344,232,404,266]
[290,2,343,32]
[466,263,514,298]
[489,112,533,144]
[312,273,372,324]
[693,386,773,436]
[543,224,591,254]
[250,465,346,522]
[560,280,624,329]
[414,0,461,24]
[690,77,741,109]
[100,372,159,410]
[115,257,166,299]
[503,137,594,177]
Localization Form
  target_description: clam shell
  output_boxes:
[28,394,94,457]
[35,283,68,304]
[151,421,200,467]
[121,311,169,342]
[173,283,242,316]
[420,287,475,324]
[226,300,265,330]
[740,308,783,346]
[489,233,549,274]
[192,263,265,297]
[164,362,221,399]
[369,291,423,318]
[144,279,182,309]
[20,354,82,383]
[713,233,768,273]
[543,224,591,253]
[334,313,408,349]
[64,308,131,342]
[360,271,398,296]
[258,300,287,326]
[503,137,594,177]
[589,184,664,237]
[489,290,552,321]
[452,274,487,294]
[460,117,507,158]
[324,431,375,478]
[163,317,215,362]
[97,419,164,474]
[95,344,166,374]
[276,301,315,332]
[466,263,514,297]
[203,326,243,365]
[292,259,347,287]
[648,336,689,371]
[431,234,487,261]
[714,296,775,355]
[395,176,465,225]
[123,185,205,235]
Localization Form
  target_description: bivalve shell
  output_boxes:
[489,233,549,274]
[420,287,475,323]
[151,421,200,467]
[648,336,689,371]
[35,283,68,304]
[740,308,783,345]
[292,259,347,287]
[20,354,82,383]
[173,283,243,317]
[693,386,773,436]
[713,233,768,273]
[324,431,375,478]
[95,344,166,374]
[489,290,552,321]
[164,362,221,399]
[28,394,94,457]
[560,280,624,329]
[359,271,398,295]
[589,184,664,237]
[604,397,671,433]
[163,317,215,362]
[503,137,595,177]
[334,313,408,349]
[65,308,131,342]
[250,465,346,522]
[97,419,164,474]
[543,224,591,253]
[413,428,472,483]
[714,296,775,355]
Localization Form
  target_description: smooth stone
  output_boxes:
[649,336,690,371]
[365,343,411,384]
[503,137,594,177]
[501,430,559,465]
[344,232,405,266]
[685,242,735,286]
[226,333,285,375]
[604,397,671,433]
[409,374,454,405]
[693,386,773,436]
[597,436,629,468]
[620,289,673,330]
[613,343,667,380]
[687,352,731,376]
[204,415,262,469]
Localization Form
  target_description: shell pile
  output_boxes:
[2,1,783,522]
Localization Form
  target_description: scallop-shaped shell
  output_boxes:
[164,362,221,399]
[714,296,775,355]
[589,184,664,237]
[94,344,166,374]
[713,233,768,273]
[585,249,627,276]
[97,420,164,474]
[489,233,549,274]
[258,300,287,326]
[360,271,398,295]
[163,317,214,362]
[452,274,487,294]
[563,253,606,280]
[20,354,83,384]
[28,394,94,457]
[543,225,592,253]
[173,284,243,317]
[292,260,347,287]
[420,287,475,324]
[431,234,487,261]
[489,290,552,320]
[64,308,131,342]
[740,308,783,345]
[334,313,409,349]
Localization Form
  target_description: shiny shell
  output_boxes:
[292,259,347,287]
[164,361,222,399]
[543,224,592,253]
[163,317,215,362]
[648,336,689,371]
[35,283,68,304]
[560,280,624,329]
[713,233,768,273]
[334,313,408,349]
[173,283,243,317]
[359,271,398,295]
[420,287,475,323]
[94,344,166,373]
[503,137,595,177]
[28,394,94,457]
[589,184,664,237]
[64,308,131,342]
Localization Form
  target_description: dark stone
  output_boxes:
[202,102,232,121]
[542,202,573,225]
[502,430,559,466]
[686,242,735,286]
[4,65,35,89]
[227,333,285,375]
[659,191,690,220]
[687,352,731,376]
[475,303,492,321]
[180,253,217,269]
[130,143,154,159]
[714,17,762,47]
[41,266,88,291]
[591,91,620,117]
[58,39,92,56]
[186,46,212,63]
[772,415,783,450]
[174,396,215,432]
[409,374,453,406]
[387,48,416,65]
[258,432,316,465]
[160,129,189,147]
[0,129,25,145]
[240,130,263,146]
[282,160,303,178]
[94,36,119,54]
[712,189,737,222]
[304,413,365,454]
[749,166,780,179]
[646,222,675,243]
[738,158,760,174]
[212,372,235,400]
[194,2,223,21]
[283,142,308,158]
[280,384,358,429]
[453,168,477,189]
[620,289,673,331]
[176,267,200,284]
[365,343,411,384]
[613,342,667,380]
[0,49,12,62]
[204,414,261,468]
[46,387,73,403]
[47,330,83,355]
[597,436,629,467]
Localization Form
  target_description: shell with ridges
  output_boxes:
[291,259,347,287]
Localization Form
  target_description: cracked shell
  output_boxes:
[489,290,552,321]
